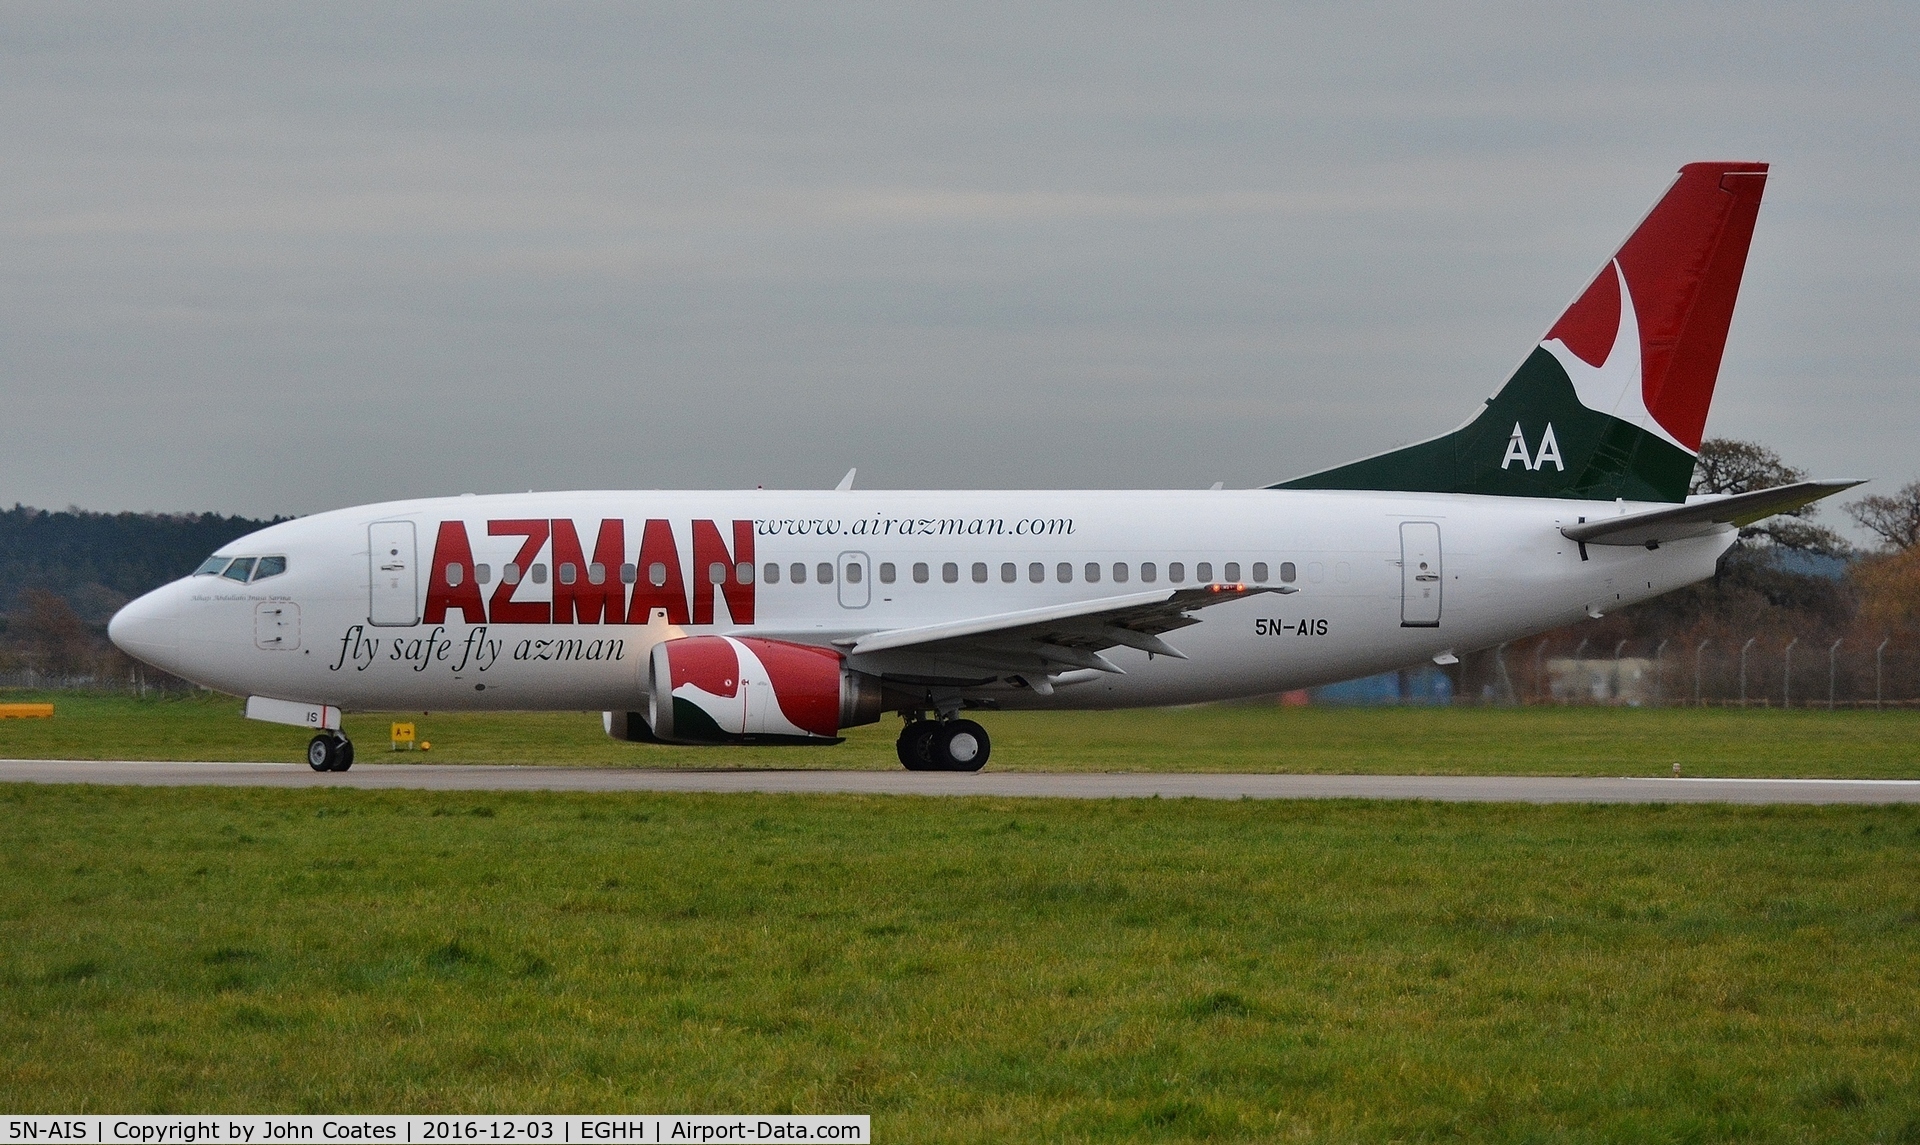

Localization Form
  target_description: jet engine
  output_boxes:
[606,636,883,745]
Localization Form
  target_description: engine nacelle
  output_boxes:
[619,636,882,744]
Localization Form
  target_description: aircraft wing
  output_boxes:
[831,584,1291,690]
[1559,480,1863,547]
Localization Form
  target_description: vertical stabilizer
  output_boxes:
[1277,162,1768,502]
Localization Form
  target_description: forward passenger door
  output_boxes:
[368,521,419,627]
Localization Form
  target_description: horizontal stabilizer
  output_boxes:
[1559,480,1863,547]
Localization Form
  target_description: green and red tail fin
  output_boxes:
[1275,161,1769,502]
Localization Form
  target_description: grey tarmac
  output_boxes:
[4,759,1920,803]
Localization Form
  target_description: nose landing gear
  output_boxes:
[306,733,355,772]
[896,717,990,772]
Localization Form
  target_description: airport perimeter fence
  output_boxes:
[1470,635,1920,709]
[0,666,198,696]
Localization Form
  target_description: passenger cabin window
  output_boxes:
[1280,561,1296,583]
[252,556,287,581]
[1168,562,1185,584]
[531,563,548,585]
[764,562,781,584]
[942,562,959,584]
[1084,562,1100,583]
[1224,562,1240,582]
[708,562,727,585]
[972,562,988,584]
[791,563,807,584]
[817,562,835,584]
[559,562,578,585]
[1056,562,1072,583]
[736,562,754,584]
[1001,562,1016,583]
[503,563,522,585]
[1252,562,1269,582]
[222,557,255,583]
[1028,562,1044,583]
[879,563,896,584]
[1141,562,1157,583]
[846,562,862,584]
[620,563,636,585]
[647,562,667,587]
[444,563,464,587]
[1197,562,1213,582]
[588,562,606,585]
[1113,562,1129,583]
[913,562,929,583]
[194,556,229,576]
[477,564,493,584]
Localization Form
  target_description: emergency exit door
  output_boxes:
[838,551,870,609]
[1400,521,1442,627]
[368,521,419,626]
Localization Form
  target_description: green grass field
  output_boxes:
[4,689,1920,776]
[3,785,1918,1141]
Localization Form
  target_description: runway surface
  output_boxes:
[5,758,1920,803]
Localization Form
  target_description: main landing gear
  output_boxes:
[307,733,355,772]
[896,717,990,772]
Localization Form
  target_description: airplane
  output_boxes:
[109,161,1858,773]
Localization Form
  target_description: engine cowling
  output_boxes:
[628,636,882,744]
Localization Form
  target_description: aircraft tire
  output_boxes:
[897,721,940,770]
[306,734,354,772]
[933,720,990,772]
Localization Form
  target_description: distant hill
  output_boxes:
[0,504,286,624]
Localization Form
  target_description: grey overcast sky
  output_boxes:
[2,3,1915,518]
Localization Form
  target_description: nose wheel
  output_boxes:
[896,718,990,772]
[307,733,355,772]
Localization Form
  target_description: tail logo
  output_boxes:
[1501,422,1564,473]
[1540,261,1688,455]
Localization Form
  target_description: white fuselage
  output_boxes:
[109,487,1731,715]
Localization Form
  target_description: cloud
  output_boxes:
[0,2,1915,519]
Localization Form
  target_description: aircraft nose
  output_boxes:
[109,585,181,665]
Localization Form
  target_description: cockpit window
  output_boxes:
[196,554,287,582]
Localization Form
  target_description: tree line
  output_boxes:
[0,504,281,683]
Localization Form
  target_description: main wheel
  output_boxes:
[896,720,940,771]
[332,737,355,772]
[931,720,990,772]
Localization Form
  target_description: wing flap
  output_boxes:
[834,583,1288,678]
[838,584,1287,656]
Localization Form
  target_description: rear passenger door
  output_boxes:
[1399,521,1442,627]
